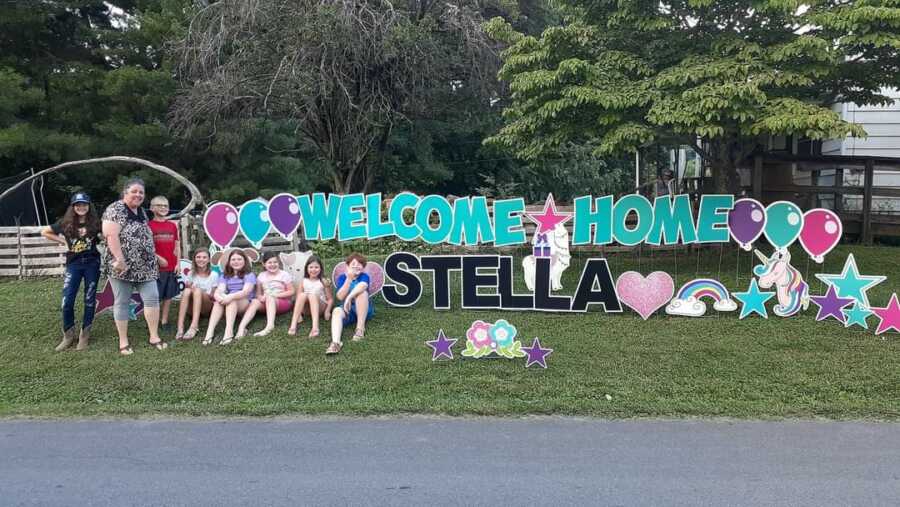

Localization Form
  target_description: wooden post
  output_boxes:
[179,215,192,259]
[833,167,843,213]
[752,155,763,200]
[16,221,23,279]
[862,159,874,245]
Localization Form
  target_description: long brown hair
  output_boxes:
[191,247,212,276]
[223,250,251,279]
[59,203,101,239]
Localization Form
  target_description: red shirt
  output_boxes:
[148,219,179,272]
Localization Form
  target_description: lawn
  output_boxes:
[0,244,897,419]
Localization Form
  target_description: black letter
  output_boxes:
[498,257,534,309]
[382,252,422,307]
[534,257,572,311]
[421,256,462,309]
[462,256,501,309]
[571,258,622,312]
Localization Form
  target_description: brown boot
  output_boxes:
[55,327,77,352]
[76,326,91,351]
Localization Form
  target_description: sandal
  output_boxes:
[119,345,133,356]
[253,327,274,337]
[287,326,297,336]
[325,342,342,355]
[174,330,184,341]
[308,328,319,338]
[351,328,365,342]
[202,335,214,346]
[220,335,234,346]
[183,328,198,341]
[148,339,168,351]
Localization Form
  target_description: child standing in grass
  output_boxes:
[175,247,218,341]
[148,196,179,333]
[288,255,333,338]
[238,251,295,338]
[204,249,256,346]
[42,192,103,351]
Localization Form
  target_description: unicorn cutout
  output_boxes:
[523,223,571,291]
[752,249,810,317]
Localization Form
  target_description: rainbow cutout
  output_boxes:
[666,278,738,317]
[676,279,730,303]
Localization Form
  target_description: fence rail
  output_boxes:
[0,226,67,277]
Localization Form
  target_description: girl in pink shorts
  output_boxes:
[237,251,295,337]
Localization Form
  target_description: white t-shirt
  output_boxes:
[186,271,219,294]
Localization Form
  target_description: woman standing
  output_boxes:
[42,192,102,351]
[101,178,166,355]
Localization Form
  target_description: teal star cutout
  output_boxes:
[843,303,872,330]
[734,279,775,319]
[815,253,885,308]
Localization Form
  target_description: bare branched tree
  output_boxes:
[171,0,499,193]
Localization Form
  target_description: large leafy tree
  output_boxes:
[171,0,503,193]
[485,0,900,193]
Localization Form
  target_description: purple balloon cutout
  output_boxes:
[727,198,766,251]
[268,193,302,239]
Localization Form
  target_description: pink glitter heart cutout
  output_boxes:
[615,271,675,320]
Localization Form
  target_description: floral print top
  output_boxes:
[102,200,158,282]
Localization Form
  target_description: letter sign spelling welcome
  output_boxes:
[203,193,870,320]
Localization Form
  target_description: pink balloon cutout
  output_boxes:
[203,202,239,248]
[799,208,842,263]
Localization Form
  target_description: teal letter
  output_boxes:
[415,195,453,244]
[573,195,613,245]
[613,194,653,246]
[389,192,420,241]
[298,193,341,241]
[365,193,394,240]
[493,198,526,247]
[449,196,494,246]
[696,194,734,243]
[337,193,366,240]
[647,194,697,245]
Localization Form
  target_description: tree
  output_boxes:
[485,0,900,193]
[171,0,500,193]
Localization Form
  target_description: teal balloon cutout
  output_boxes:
[763,201,803,250]
[238,199,271,248]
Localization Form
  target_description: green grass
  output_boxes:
[0,244,898,419]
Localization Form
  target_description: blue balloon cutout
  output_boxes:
[238,199,271,247]
[763,201,803,250]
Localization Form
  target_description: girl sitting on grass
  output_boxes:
[175,247,218,341]
[238,251,295,337]
[288,255,333,338]
[204,249,256,346]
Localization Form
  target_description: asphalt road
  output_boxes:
[1,418,899,506]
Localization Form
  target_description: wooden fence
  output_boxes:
[0,226,68,277]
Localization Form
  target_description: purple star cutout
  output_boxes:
[810,285,854,323]
[425,329,458,361]
[95,280,115,314]
[522,337,553,368]
[95,279,144,317]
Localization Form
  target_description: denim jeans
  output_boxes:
[61,256,101,332]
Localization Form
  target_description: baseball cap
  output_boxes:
[70,192,91,205]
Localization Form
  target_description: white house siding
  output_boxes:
[819,88,900,213]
